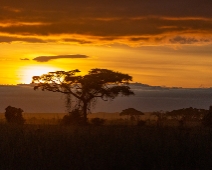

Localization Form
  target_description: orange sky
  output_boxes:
[1,0,212,87]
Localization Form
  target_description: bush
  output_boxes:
[61,109,84,126]
[202,106,212,127]
[137,120,146,126]
[5,106,25,125]
[90,118,106,126]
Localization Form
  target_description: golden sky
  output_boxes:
[1,0,212,87]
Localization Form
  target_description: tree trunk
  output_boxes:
[82,101,88,124]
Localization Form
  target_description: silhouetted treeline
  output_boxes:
[166,107,208,121]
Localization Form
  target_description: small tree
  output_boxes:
[32,68,134,124]
[202,106,212,127]
[61,109,84,126]
[166,107,206,121]
[120,108,144,121]
[166,107,207,127]
[5,106,25,125]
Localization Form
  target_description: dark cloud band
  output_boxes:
[33,55,89,62]
[1,0,212,45]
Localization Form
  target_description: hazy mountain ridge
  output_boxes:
[1,83,212,113]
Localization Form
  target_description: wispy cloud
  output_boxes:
[0,36,47,43]
[169,36,210,44]
[20,58,30,61]
[33,54,89,62]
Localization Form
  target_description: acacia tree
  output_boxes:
[32,68,134,123]
[120,108,144,121]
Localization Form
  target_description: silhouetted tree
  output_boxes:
[202,106,212,127]
[151,110,167,127]
[5,106,25,125]
[166,107,207,127]
[120,108,144,121]
[32,68,134,124]
[166,107,206,121]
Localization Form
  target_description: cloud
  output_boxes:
[62,38,92,44]
[169,36,211,44]
[0,36,47,43]
[20,58,30,61]
[0,0,212,46]
[33,54,89,62]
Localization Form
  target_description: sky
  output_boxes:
[1,0,212,87]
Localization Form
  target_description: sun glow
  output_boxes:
[19,65,61,84]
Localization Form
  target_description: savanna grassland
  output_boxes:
[0,113,212,170]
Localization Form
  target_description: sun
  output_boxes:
[19,65,61,84]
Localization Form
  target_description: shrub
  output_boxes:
[137,120,146,126]
[202,106,212,127]
[90,118,106,126]
[5,106,25,125]
[61,109,84,126]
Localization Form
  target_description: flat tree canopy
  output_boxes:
[120,108,144,121]
[120,108,144,116]
[32,68,134,123]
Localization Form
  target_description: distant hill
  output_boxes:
[1,84,212,113]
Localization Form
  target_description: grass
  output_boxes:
[0,123,212,170]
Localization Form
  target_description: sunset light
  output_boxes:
[19,65,60,84]
[1,1,212,169]
[0,0,212,87]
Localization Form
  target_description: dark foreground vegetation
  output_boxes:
[1,123,212,170]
